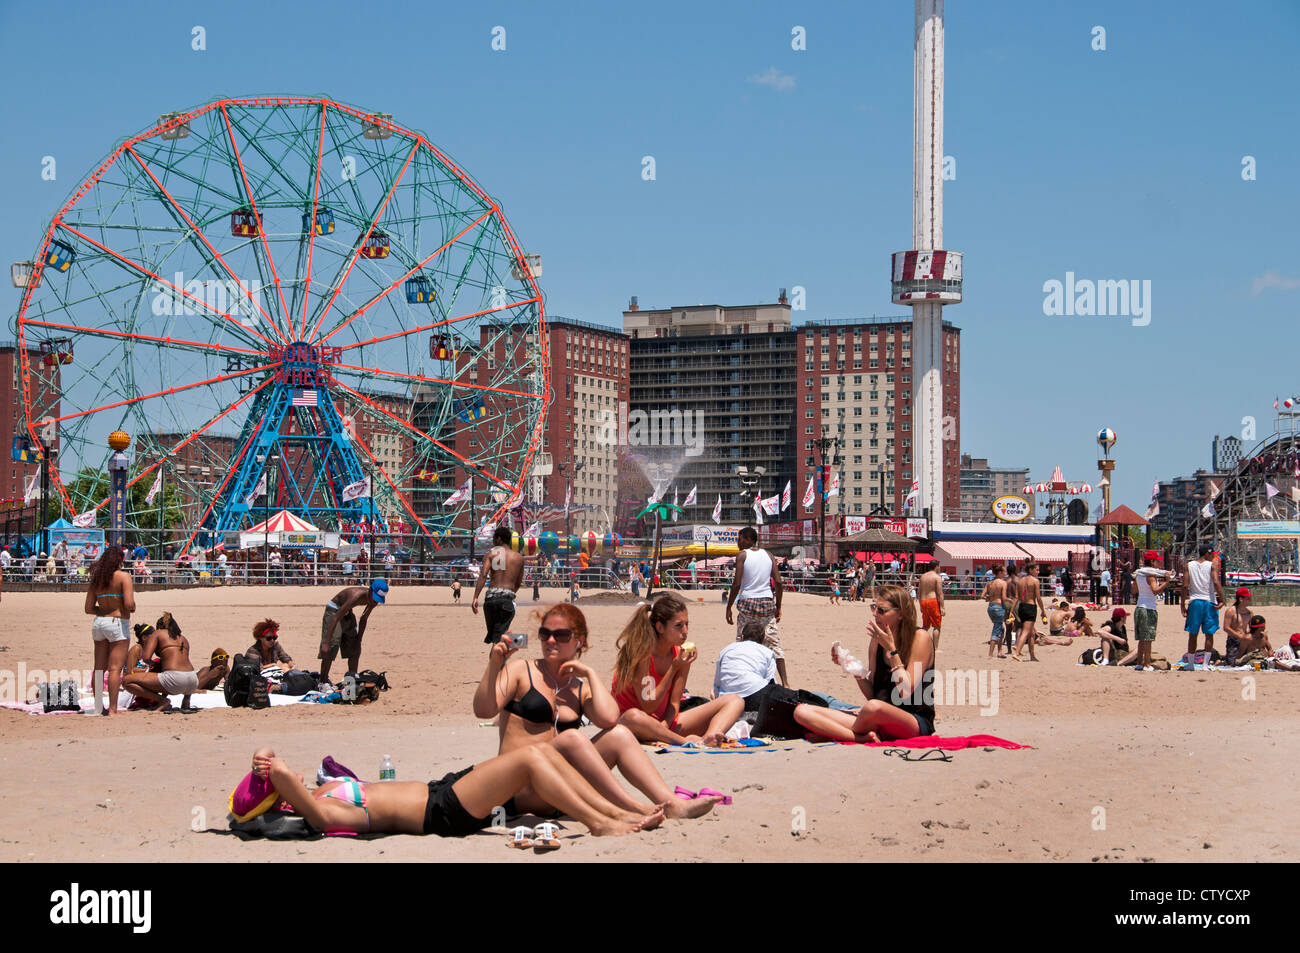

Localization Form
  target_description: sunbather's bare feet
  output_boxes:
[702,731,727,747]
[664,795,723,819]
[636,805,665,831]
[1008,654,1021,662]
[678,734,706,746]
[859,730,881,743]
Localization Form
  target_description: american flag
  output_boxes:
[292,389,318,407]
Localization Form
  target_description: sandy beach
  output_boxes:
[1,584,1295,863]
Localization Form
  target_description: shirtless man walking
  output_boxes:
[473,527,524,645]
[917,566,946,652]
[319,579,387,689]
[1010,560,1047,662]
[124,613,229,711]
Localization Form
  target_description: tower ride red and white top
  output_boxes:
[891,0,962,521]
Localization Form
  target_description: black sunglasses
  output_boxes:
[538,626,575,643]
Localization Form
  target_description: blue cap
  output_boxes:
[370,579,389,603]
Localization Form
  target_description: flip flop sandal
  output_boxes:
[507,826,535,849]
[533,822,562,851]
[698,788,734,805]
[883,747,952,763]
[673,786,699,800]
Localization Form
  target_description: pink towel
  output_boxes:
[813,733,1031,750]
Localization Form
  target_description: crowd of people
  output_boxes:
[29,523,1296,846]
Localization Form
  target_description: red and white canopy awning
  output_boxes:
[245,510,320,534]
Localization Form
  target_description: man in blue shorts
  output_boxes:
[1181,544,1223,655]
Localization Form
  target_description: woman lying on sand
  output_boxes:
[611,593,744,747]
[792,585,936,742]
[246,744,663,839]
[473,603,722,820]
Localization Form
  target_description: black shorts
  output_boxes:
[1017,602,1037,624]
[482,594,516,644]
[423,766,491,837]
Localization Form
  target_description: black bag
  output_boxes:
[279,670,316,696]
[247,673,271,710]
[753,685,803,739]
[224,653,261,708]
[353,670,390,704]
[1079,647,1104,666]
[35,680,79,713]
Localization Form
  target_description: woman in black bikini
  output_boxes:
[246,743,663,839]
[791,584,936,742]
[473,603,721,820]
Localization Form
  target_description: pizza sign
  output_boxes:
[991,496,1031,522]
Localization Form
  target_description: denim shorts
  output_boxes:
[986,603,1005,642]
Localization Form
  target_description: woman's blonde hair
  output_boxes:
[529,603,589,657]
[874,584,921,667]
[613,592,687,692]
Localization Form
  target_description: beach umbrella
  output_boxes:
[1023,484,1034,494]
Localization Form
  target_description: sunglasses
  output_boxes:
[211,653,230,664]
[870,603,896,614]
[538,626,575,643]
[260,632,278,640]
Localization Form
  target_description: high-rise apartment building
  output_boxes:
[1,343,61,504]
[794,318,960,516]
[625,299,797,526]
[958,453,1029,521]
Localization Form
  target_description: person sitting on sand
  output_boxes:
[246,618,294,671]
[245,743,664,841]
[791,584,935,742]
[612,593,745,748]
[714,620,779,711]
[124,614,228,711]
[1036,601,1076,646]
[473,604,722,821]
[1095,608,1131,665]
[125,623,160,675]
[1271,633,1300,671]
[1234,615,1274,665]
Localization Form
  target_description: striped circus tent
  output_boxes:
[245,510,321,534]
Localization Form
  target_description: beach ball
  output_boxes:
[1096,428,1117,452]
[539,531,559,555]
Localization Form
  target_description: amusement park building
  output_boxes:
[624,298,798,527]
[2,343,61,504]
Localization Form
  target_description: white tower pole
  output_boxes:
[893,0,962,523]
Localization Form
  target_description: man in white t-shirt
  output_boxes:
[1181,543,1224,655]
[1131,550,1171,669]
[1271,633,1300,671]
[1099,567,1112,607]
[725,526,786,687]
[714,621,779,710]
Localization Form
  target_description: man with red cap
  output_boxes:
[1131,550,1171,670]
[1271,633,1300,671]
[1222,586,1254,665]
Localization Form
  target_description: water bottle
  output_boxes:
[379,755,396,781]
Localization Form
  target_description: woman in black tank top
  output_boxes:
[471,604,724,821]
[792,584,936,740]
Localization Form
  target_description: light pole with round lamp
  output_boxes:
[106,430,131,549]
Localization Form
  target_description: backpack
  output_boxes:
[1079,647,1105,666]
[279,670,317,696]
[347,670,390,704]
[224,653,262,708]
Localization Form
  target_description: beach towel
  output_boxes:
[819,734,1031,750]
[648,738,837,754]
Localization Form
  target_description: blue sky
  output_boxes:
[2,0,1297,516]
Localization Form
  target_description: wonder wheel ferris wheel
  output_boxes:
[13,96,549,551]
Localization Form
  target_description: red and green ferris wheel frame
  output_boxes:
[14,96,549,551]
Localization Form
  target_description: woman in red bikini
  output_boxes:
[611,593,744,747]
[473,603,721,819]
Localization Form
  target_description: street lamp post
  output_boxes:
[558,460,584,576]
